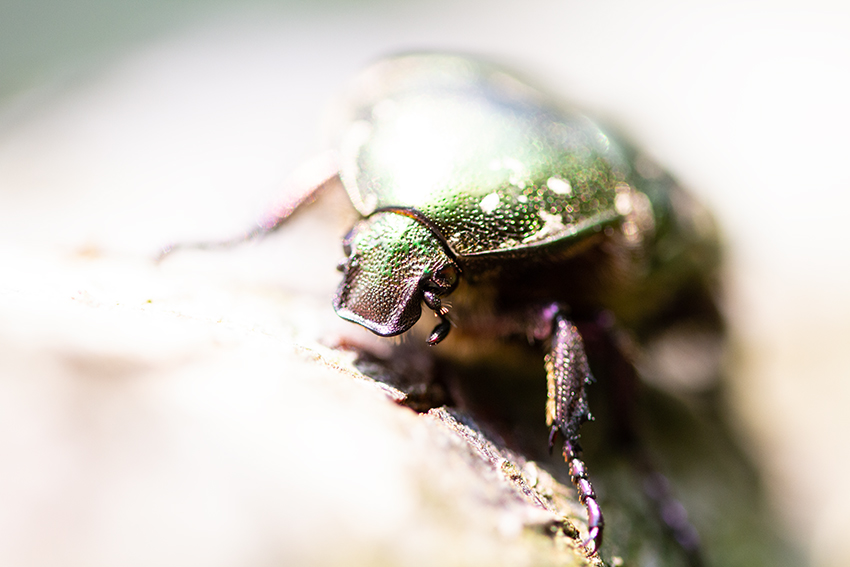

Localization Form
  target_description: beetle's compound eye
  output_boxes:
[422,263,459,294]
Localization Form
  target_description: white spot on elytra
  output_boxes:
[546,177,572,195]
[615,192,633,215]
[524,210,565,243]
[480,192,501,213]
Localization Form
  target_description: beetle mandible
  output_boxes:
[165,53,721,559]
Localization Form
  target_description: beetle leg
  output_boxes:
[577,315,704,566]
[158,150,339,260]
[543,309,602,554]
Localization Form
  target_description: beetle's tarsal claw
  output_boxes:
[562,441,603,555]
[584,526,601,555]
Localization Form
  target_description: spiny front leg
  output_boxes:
[158,150,339,260]
[543,309,603,555]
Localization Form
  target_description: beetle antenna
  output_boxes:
[428,314,452,345]
[423,291,452,344]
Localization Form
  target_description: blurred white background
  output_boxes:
[1,1,848,566]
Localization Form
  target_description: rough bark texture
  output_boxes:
[0,192,797,567]
[0,233,597,567]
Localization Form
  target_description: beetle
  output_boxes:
[164,53,721,560]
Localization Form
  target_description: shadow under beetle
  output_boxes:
[166,53,722,561]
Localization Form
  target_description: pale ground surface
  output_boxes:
[0,240,591,567]
[1,177,599,567]
[2,2,850,566]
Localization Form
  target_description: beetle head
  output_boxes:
[334,211,459,344]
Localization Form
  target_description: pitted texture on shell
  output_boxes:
[337,55,624,257]
[334,212,455,337]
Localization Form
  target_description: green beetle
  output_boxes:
[328,55,718,557]
[333,55,659,340]
[166,53,721,559]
